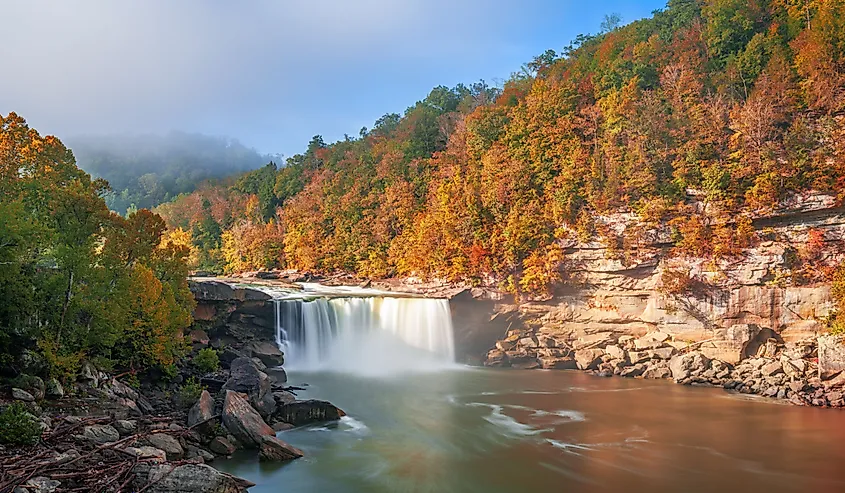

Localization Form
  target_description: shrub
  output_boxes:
[0,402,41,446]
[178,377,205,407]
[192,348,220,373]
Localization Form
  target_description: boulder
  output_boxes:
[620,365,645,378]
[668,351,710,381]
[188,390,215,428]
[114,419,137,436]
[537,335,557,348]
[83,425,120,444]
[273,391,297,406]
[484,349,508,367]
[189,330,210,346]
[147,434,184,460]
[247,341,284,367]
[209,436,238,456]
[222,358,276,418]
[574,349,604,370]
[265,367,288,385]
[495,340,516,352]
[78,362,99,387]
[818,335,845,380]
[134,463,254,493]
[604,345,626,361]
[258,435,304,462]
[274,400,346,427]
[221,390,274,448]
[12,388,35,402]
[44,379,64,400]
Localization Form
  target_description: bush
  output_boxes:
[0,402,41,446]
[178,377,205,407]
[192,348,220,373]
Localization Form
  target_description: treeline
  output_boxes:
[69,132,271,215]
[156,0,845,296]
[0,113,194,380]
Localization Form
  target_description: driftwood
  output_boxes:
[0,416,204,493]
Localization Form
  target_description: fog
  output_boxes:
[0,1,663,154]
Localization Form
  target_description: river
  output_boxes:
[216,367,845,492]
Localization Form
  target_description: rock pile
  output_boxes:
[485,324,845,409]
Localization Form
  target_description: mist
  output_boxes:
[0,0,663,155]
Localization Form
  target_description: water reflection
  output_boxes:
[217,369,845,492]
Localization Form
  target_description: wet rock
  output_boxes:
[188,390,215,428]
[668,351,710,382]
[147,433,184,460]
[83,425,120,444]
[274,399,346,426]
[273,422,294,432]
[247,341,285,367]
[259,435,304,462]
[817,335,845,380]
[45,378,64,400]
[620,364,645,378]
[222,390,274,448]
[114,419,137,436]
[265,367,288,385]
[209,436,238,455]
[12,388,35,402]
[133,463,255,493]
[539,356,577,370]
[574,349,604,370]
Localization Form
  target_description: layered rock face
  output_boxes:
[481,194,845,408]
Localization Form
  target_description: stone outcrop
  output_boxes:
[221,390,274,448]
[258,435,304,462]
[273,400,346,427]
[222,358,276,418]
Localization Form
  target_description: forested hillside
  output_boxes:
[0,113,194,379]
[69,132,270,215]
[157,0,845,297]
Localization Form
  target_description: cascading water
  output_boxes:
[268,286,456,375]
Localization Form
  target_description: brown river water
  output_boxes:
[216,368,845,493]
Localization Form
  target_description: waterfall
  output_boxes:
[270,292,456,374]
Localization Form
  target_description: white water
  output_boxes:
[264,285,456,375]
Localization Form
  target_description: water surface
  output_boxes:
[217,369,845,492]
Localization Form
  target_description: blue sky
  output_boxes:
[1,0,666,157]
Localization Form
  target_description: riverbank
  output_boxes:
[484,325,845,409]
[0,282,346,492]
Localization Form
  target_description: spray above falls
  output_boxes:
[260,284,457,375]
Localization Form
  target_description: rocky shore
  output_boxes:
[0,281,345,492]
[484,325,845,408]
